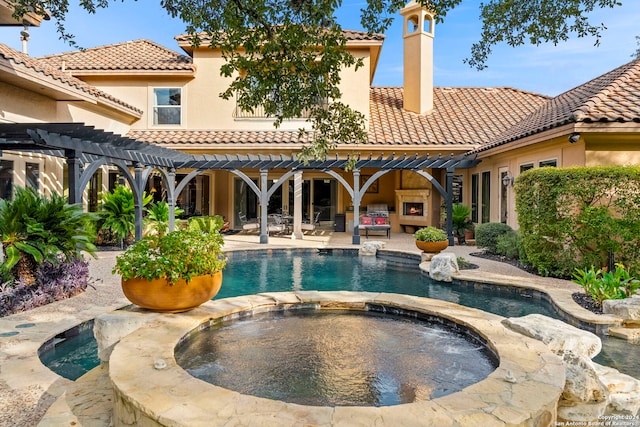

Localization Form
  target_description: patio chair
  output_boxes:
[238,212,260,231]
[267,213,285,234]
[301,210,321,232]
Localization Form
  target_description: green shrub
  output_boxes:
[495,230,520,259]
[515,166,640,277]
[475,222,513,254]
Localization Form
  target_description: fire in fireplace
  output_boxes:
[403,202,424,216]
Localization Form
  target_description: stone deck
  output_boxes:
[0,231,633,426]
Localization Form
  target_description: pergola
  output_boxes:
[0,123,481,245]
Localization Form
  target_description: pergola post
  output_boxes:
[259,169,269,244]
[133,163,145,241]
[65,149,82,204]
[167,168,176,232]
[352,169,361,245]
[292,171,304,239]
[445,168,455,246]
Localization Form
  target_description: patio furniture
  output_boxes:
[358,204,391,239]
[238,213,260,231]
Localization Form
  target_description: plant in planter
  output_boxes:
[112,229,226,312]
[414,226,448,253]
[451,203,474,245]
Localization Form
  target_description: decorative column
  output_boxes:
[65,149,82,204]
[167,168,176,232]
[259,169,269,244]
[352,169,361,245]
[133,163,144,242]
[445,168,454,246]
[291,171,304,240]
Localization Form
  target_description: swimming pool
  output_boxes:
[39,248,640,380]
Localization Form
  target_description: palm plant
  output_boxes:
[0,187,97,285]
[144,201,184,236]
[99,186,151,247]
[451,203,473,245]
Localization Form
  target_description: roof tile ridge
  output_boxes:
[572,58,640,121]
[0,44,143,115]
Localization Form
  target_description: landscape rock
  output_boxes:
[429,253,459,282]
[359,241,385,256]
[93,311,160,362]
[603,296,640,324]
[594,363,640,416]
[502,314,601,358]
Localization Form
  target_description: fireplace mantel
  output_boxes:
[395,189,431,228]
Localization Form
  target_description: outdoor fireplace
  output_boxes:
[395,189,430,228]
[403,202,424,216]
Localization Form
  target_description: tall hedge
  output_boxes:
[515,166,640,277]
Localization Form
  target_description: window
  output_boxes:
[452,174,463,204]
[539,159,557,168]
[471,174,478,223]
[0,159,13,199]
[153,88,181,125]
[481,171,491,223]
[519,163,534,173]
[26,162,39,190]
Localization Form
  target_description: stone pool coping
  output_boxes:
[448,267,624,335]
[110,291,565,426]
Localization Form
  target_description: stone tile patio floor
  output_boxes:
[0,231,629,426]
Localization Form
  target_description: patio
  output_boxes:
[0,231,626,426]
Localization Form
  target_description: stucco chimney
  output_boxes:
[400,1,434,114]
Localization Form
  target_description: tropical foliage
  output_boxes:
[451,203,473,244]
[187,215,225,234]
[98,185,152,246]
[113,229,226,284]
[144,201,184,237]
[572,263,640,308]
[0,187,96,285]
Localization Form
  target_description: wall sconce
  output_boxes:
[502,173,514,187]
[568,132,581,143]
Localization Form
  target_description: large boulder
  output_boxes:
[359,240,385,256]
[603,296,640,325]
[502,314,601,358]
[594,364,640,416]
[504,314,640,421]
[429,253,459,282]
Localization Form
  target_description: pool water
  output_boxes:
[40,249,640,380]
[176,309,498,406]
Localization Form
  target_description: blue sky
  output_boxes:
[1,0,638,97]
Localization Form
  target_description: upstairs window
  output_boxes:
[153,88,181,125]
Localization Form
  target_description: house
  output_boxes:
[1,0,639,241]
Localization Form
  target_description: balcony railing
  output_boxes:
[233,95,328,119]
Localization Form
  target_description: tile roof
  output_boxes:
[477,57,640,152]
[173,29,385,44]
[36,39,195,73]
[0,43,143,116]
[127,86,548,147]
[367,87,548,145]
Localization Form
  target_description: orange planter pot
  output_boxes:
[121,271,223,313]
[415,240,448,254]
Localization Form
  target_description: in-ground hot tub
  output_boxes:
[109,291,565,426]
[175,307,498,407]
